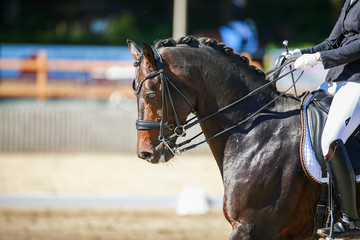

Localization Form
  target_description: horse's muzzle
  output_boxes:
[137,141,175,164]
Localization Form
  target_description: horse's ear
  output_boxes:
[142,41,156,67]
[127,39,141,61]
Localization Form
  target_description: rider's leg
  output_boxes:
[317,139,360,238]
[317,81,360,238]
[327,141,359,221]
[320,81,360,157]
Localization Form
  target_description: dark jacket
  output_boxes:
[301,0,360,83]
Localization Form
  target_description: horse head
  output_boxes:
[128,40,196,164]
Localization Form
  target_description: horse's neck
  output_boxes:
[197,69,275,127]
[196,76,301,174]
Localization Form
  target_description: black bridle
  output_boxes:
[133,46,197,155]
[133,46,302,156]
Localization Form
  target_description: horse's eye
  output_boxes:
[145,92,157,101]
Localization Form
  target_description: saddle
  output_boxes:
[300,90,360,184]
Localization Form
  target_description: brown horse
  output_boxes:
[128,36,324,239]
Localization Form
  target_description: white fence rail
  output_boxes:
[0,100,136,151]
[0,100,210,153]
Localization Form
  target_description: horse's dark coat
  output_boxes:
[127,36,338,239]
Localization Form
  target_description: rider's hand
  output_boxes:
[294,52,322,70]
[275,49,302,67]
[282,49,302,60]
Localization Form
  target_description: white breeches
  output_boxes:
[318,81,360,157]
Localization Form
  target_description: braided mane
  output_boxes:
[154,35,265,78]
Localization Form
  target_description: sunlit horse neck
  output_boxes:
[156,37,275,116]
[155,38,295,165]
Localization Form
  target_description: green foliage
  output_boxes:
[106,13,140,45]
[246,0,344,46]
[0,0,346,46]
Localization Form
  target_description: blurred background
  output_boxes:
[0,0,343,239]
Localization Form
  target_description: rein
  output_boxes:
[134,46,302,155]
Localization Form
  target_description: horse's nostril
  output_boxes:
[140,151,153,160]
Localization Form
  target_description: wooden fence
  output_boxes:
[0,50,134,100]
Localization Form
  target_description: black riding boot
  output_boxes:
[317,140,360,239]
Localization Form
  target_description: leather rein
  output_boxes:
[133,46,302,156]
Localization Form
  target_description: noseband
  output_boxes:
[133,47,196,155]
